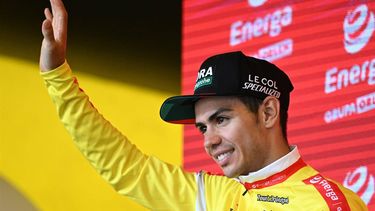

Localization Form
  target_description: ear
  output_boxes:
[260,96,280,129]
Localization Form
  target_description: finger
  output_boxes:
[41,19,55,42]
[44,8,53,21]
[49,0,68,43]
[50,0,67,17]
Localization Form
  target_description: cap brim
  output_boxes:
[160,95,204,124]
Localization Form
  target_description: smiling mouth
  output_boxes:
[215,149,234,164]
[217,152,230,161]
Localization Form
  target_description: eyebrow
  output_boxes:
[195,108,233,128]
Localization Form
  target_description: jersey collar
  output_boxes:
[237,146,303,186]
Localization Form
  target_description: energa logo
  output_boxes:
[343,166,374,205]
[343,4,375,54]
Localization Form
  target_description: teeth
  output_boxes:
[217,152,231,161]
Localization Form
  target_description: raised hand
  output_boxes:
[39,0,68,72]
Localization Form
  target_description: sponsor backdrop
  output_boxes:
[182,0,374,208]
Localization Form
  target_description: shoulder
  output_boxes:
[197,171,243,195]
[334,179,368,210]
[198,171,240,187]
[302,171,367,211]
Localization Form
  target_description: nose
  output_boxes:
[204,129,222,151]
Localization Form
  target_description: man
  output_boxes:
[40,0,367,210]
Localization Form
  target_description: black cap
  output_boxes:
[160,51,294,124]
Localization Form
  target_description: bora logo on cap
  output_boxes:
[195,67,213,91]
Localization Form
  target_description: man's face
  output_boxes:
[195,96,269,178]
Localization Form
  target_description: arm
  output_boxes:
[41,64,197,210]
[39,1,197,210]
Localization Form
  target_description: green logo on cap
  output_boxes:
[194,67,213,91]
[195,76,212,90]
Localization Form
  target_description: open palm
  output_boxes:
[39,0,68,72]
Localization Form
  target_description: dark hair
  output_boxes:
[236,95,289,140]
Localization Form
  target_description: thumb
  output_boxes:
[41,19,55,42]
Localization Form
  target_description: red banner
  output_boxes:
[182,0,375,208]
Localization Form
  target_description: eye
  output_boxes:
[216,116,228,125]
[196,124,207,134]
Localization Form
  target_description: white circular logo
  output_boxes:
[343,4,375,54]
[343,166,374,205]
[248,0,267,7]
[310,176,322,184]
